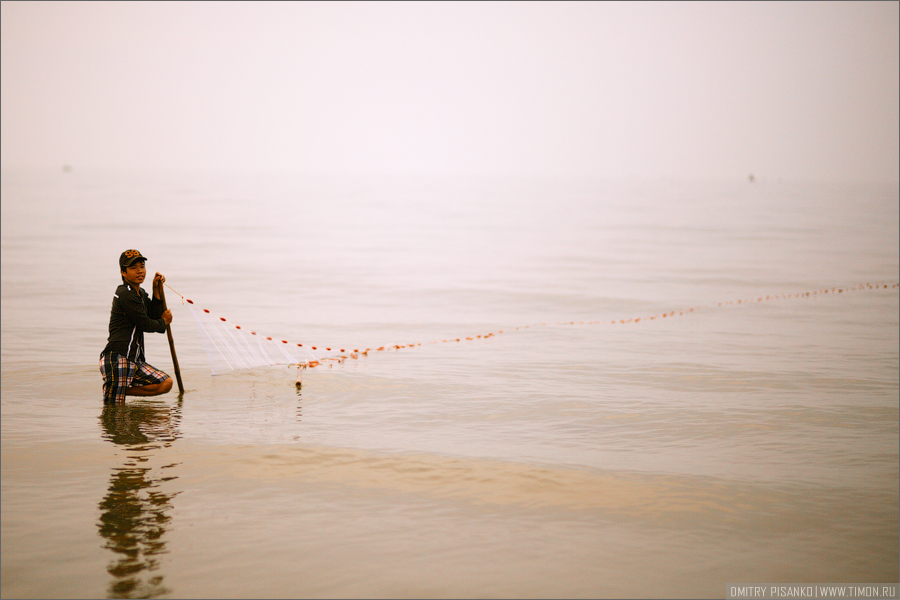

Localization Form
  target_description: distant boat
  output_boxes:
[62,165,72,173]
[748,173,755,183]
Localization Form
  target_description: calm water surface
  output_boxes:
[2,169,897,598]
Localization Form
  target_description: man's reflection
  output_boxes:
[97,398,182,599]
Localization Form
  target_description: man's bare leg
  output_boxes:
[125,377,173,397]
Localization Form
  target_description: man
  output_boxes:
[100,249,174,403]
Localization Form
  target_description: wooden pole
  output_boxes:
[157,282,185,395]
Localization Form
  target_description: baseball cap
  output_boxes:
[119,249,147,269]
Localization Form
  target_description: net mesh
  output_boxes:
[186,300,341,374]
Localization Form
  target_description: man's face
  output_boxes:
[122,260,146,288]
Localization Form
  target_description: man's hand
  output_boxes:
[162,309,173,325]
[153,272,166,300]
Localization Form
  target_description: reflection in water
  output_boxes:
[98,399,182,599]
[296,387,303,422]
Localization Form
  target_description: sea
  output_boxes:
[1,168,897,599]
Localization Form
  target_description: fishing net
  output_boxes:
[177,282,898,376]
[185,300,347,374]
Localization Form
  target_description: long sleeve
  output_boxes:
[145,294,167,326]
[102,284,166,362]
[120,288,167,333]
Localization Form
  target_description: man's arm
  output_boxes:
[122,288,168,333]
[149,273,173,327]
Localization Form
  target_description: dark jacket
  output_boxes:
[101,283,167,362]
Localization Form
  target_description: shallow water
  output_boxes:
[2,169,897,598]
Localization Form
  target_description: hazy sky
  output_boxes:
[2,1,897,182]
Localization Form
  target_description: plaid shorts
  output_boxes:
[100,352,169,403]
